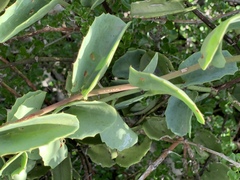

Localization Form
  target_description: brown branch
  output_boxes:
[0,80,20,97]
[0,56,37,91]
[138,138,183,180]
[0,57,73,69]
[162,137,240,168]
[5,26,80,43]
[186,143,200,179]
[102,1,113,14]
[186,141,240,168]
[2,54,239,124]
[214,77,240,91]
[4,84,138,124]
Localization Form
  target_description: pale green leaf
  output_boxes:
[193,129,222,153]
[202,162,230,180]
[0,152,27,177]
[179,51,237,87]
[129,67,205,124]
[66,101,117,139]
[71,13,131,98]
[51,154,73,180]
[142,117,175,140]
[87,144,115,167]
[39,139,68,169]
[198,14,240,69]
[112,49,146,79]
[7,91,46,122]
[0,0,9,12]
[166,91,198,136]
[143,52,158,73]
[0,0,62,43]
[116,137,151,168]
[131,0,196,18]
[100,114,138,151]
[0,114,79,156]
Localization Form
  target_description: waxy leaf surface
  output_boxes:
[0,114,78,156]
[71,13,130,98]
[129,67,205,124]
[199,14,240,69]
[0,0,61,42]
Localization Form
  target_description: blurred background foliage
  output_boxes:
[0,0,240,179]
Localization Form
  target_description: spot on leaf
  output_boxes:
[84,71,88,77]
[90,53,96,60]
[139,77,145,82]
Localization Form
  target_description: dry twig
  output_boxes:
[0,56,37,91]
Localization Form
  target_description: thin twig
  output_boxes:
[0,56,37,91]
[2,55,240,124]
[185,143,200,180]
[0,57,73,69]
[186,141,240,168]
[5,26,80,43]
[0,80,20,97]
[7,84,139,123]
[134,97,169,126]
[162,137,240,168]
[138,138,183,180]
[214,77,240,91]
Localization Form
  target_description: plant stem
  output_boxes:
[187,85,212,93]
[8,55,240,124]
[138,138,183,180]
[100,89,141,103]
[15,84,138,123]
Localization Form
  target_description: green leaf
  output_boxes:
[7,90,46,122]
[0,157,4,169]
[143,52,158,73]
[166,90,198,136]
[141,51,174,76]
[0,114,79,156]
[116,137,151,168]
[198,14,240,69]
[65,101,117,139]
[100,113,138,151]
[131,0,196,18]
[39,139,68,169]
[121,0,131,9]
[129,67,205,124]
[202,162,230,180]
[112,49,146,79]
[51,154,73,180]
[193,129,222,153]
[27,165,50,179]
[180,51,237,86]
[91,0,105,9]
[0,0,62,43]
[70,13,131,98]
[80,0,104,9]
[27,149,41,161]
[115,94,146,110]
[142,117,175,140]
[87,144,115,167]
[0,0,9,12]
[0,152,27,178]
